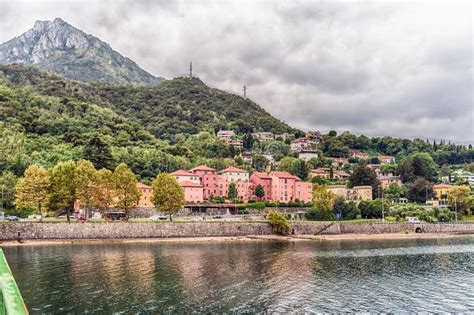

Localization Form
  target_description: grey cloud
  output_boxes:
[0,0,472,143]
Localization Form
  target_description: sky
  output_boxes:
[0,0,473,143]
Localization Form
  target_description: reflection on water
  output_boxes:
[4,237,474,313]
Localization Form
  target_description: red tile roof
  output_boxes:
[252,171,272,179]
[190,165,216,172]
[179,181,203,188]
[171,170,195,176]
[136,182,152,189]
[270,171,300,180]
[220,166,247,173]
[433,184,452,189]
[334,170,350,177]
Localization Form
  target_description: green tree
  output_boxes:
[312,184,335,213]
[406,177,435,203]
[332,196,359,220]
[75,160,98,219]
[113,163,140,215]
[348,165,380,199]
[397,152,437,183]
[254,184,265,200]
[289,159,309,180]
[383,182,407,200]
[49,161,77,222]
[358,199,388,219]
[252,154,269,172]
[15,165,50,221]
[448,185,471,216]
[83,134,114,170]
[94,168,115,212]
[0,171,17,210]
[228,182,238,200]
[267,210,291,235]
[151,173,185,221]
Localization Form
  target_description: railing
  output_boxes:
[0,249,28,314]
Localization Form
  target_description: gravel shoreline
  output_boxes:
[1,232,472,247]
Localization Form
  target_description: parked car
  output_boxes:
[6,216,19,222]
[103,212,128,221]
[148,215,161,220]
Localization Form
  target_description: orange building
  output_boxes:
[137,182,154,207]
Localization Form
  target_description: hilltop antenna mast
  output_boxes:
[189,61,193,78]
[243,85,247,98]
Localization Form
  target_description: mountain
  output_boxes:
[0,18,163,85]
[0,63,296,142]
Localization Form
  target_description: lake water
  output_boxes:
[4,237,474,313]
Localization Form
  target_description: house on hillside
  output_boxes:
[290,137,318,152]
[350,150,369,160]
[276,133,295,140]
[252,132,274,142]
[223,137,243,149]
[328,185,373,201]
[298,150,318,161]
[330,157,349,166]
[309,168,349,180]
[306,131,322,140]
[217,130,235,139]
[379,155,395,164]
[378,175,402,188]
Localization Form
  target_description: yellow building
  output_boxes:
[328,185,372,201]
[433,184,452,200]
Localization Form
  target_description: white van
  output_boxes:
[405,216,421,223]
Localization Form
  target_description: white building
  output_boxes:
[217,130,235,139]
[252,132,274,142]
[298,150,318,161]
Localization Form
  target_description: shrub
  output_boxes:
[267,210,291,235]
[211,196,226,203]
[306,207,336,221]
[433,207,455,222]
[247,199,256,204]
[5,207,35,218]
[246,202,265,211]
[238,209,250,215]
[332,197,359,220]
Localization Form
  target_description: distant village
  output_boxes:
[126,129,473,210]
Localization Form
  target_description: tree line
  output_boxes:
[11,160,186,221]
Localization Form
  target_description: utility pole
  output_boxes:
[243,85,247,98]
[382,190,385,223]
[454,198,458,222]
[189,61,193,78]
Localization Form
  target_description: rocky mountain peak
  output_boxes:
[0,18,163,85]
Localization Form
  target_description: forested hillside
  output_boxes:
[0,64,296,141]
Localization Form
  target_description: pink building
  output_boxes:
[190,165,227,200]
[250,171,312,203]
[379,175,402,188]
[218,166,249,201]
[249,172,273,200]
[171,170,201,184]
[179,181,204,203]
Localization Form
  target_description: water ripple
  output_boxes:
[3,236,474,313]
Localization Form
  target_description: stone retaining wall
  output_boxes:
[0,222,472,241]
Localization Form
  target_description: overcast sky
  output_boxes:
[1,0,473,143]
